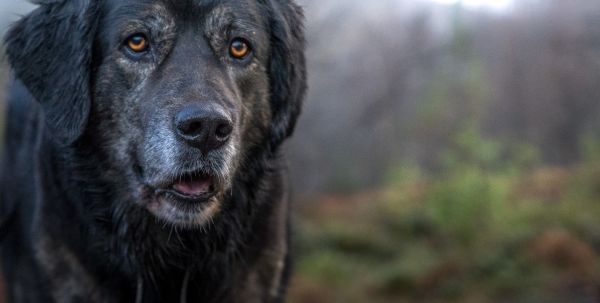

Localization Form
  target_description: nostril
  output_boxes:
[215,122,233,141]
[178,120,203,137]
[186,121,203,136]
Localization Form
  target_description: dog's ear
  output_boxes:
[264,0,307,149]
[4,0,100,145]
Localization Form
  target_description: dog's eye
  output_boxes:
[126,34,149,53]
[229,38,251,60]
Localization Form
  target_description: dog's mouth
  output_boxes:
[154,172,217,203]
[142,170,224,227]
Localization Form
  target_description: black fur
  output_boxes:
[0,0,306,302]
[4,0,99,144]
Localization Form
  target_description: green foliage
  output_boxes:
[291,128,600,303]
[580,134,600,164]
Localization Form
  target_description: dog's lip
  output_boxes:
[155,187,216,203]
[151,172,218,203]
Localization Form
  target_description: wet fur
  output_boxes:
[0,0,306,302]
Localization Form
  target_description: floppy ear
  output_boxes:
[263,0,307,149]
[4,0,100,145]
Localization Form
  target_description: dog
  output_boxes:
[0,0,306,302]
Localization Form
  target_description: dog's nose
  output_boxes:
[174,105,233,153]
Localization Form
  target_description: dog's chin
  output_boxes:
[142,172,227,228]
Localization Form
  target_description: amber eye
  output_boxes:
[126,34,149,53]
[229,38,251,59]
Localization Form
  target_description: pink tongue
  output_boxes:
[173,178,211,196]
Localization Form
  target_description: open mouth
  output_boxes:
[141,169,224,227]
[154,172,217,204]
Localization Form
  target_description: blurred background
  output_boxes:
[3,0,600,302]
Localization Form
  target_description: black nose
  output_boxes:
[174,104,233,153]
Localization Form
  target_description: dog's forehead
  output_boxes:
[105,0,262,24]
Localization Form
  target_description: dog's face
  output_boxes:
[94,0,273,227]
[5,0,305,228]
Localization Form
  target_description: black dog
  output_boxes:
[0,0,305,302]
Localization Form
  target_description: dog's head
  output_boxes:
[5,0,305,228]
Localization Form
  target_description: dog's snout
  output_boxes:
[175,104,233,153]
